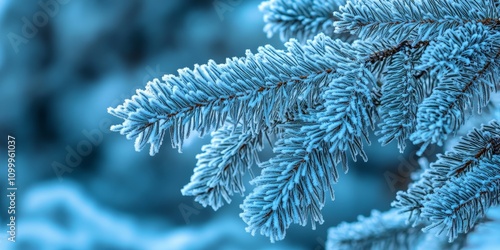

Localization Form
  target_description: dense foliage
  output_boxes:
[110,0,500,248]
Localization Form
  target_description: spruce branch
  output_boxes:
[376,43,427,152]
[181,122,264,210]
[240,120,338,242]
[259,0,342,42]
[240,38,396,241]
[394,121,500,240]
[108,34,339,155]
[422,157,500,241]
[334,0,500,41]
[108,34,408,156]
[411,23,500,151]
[108,0,500,245]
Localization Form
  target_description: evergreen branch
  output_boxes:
[241,38,382,241]
[259,0,341,42]
[106,0,500,245]
[108,34,340,155]
[181,122,263,210]
[394,121,500,225]
[327,209,426,250]
[452,137,500,176]
[334,0,500,41]
[422,157,500,241]
[393,171,434,221]
[240,120,338,242]
[376,43,427,152]
[108,34,399,156]
[313,65,376,169]
[411,23,500,150]
[304,39,382,169]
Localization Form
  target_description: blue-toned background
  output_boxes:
[0,0,408,249]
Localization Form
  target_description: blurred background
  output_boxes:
[0,0,414,249]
